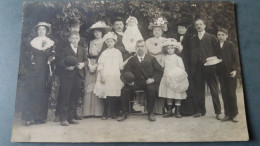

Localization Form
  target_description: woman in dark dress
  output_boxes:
[21,22,55,126]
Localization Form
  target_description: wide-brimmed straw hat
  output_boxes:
[87,21,112,32]
[148,17,168,31]
[103,32,117,42]
[204,56,222,66]
[161,38,183,52]
[33,22,52,35]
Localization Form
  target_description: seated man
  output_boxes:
[118,40,163,122]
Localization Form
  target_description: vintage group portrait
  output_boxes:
[12,1,249,142]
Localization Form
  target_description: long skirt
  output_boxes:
[82,61,104,117]
[21,75,49,121]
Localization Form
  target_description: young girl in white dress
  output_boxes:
[159,38,188,118]
[122,16,143,54]
[94,32,130,120]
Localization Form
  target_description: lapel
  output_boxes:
[133,55,141,66]
[200,32,207,41]
[141,54,149,66]
[68,45,77,57]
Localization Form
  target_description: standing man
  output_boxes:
[189,18,221,119]
[111,17,132,61]
[118,40,163,122]
[54,18,87,122]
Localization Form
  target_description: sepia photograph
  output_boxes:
[11,0,249,142]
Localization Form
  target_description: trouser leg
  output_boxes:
[227,77,238,118]
[121,86,132,114]
[68,76,82,121]
[59,77,73,122]
[145,83,156,115]
[206,71,221,115]
[192,62,206,114]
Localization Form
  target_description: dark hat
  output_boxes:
[176,18,190,27]
[68,18,81,27]
[111,17,124,24]
[64,56,79,67]
[120,72,135,84]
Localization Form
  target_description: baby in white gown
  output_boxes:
[122,16,143,53]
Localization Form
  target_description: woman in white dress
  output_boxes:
[145,17,168,115]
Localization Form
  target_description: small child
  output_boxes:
[216,28,239,122]
[94,32,129,120]
[58,31,88,126]
[159,38,188,118]
[122,16,143,53]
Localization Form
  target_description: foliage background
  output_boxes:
[21,1,238,45]
[15,0,240,113]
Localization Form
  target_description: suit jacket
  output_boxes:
[114,31,130,61]
[216,40,239,75]
[189,32,218,73]
[56,44,88,78]
[125,54,163,85]
[174,33,191,74]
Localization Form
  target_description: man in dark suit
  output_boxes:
[54,18,87,122]
[216,28,239,122]
[188,18,221,119]
[111,17,133,61]
[117,40,163,122]
[56,32,88,126]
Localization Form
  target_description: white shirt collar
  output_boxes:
[137,53,145,62]
[198,30,206,40]
[220,42,224,48]
[70,44,78,54]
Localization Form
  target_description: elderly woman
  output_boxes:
[22,22,55,126]
[82,21,111,118]
[145,17,168,115]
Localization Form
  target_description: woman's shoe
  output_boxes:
[101,115,108,120]
[193,112,202,118]
[117,114,127,122]
[25,121,31,127]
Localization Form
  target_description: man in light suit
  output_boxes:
[189,18,221,119]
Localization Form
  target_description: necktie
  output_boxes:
[140,57,143,62]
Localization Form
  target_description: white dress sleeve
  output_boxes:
[145,38,162,55]
[97,51,105,70]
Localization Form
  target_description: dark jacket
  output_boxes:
[114,31,131,61]
[216,40,239,75]
[56,44,88,78]
[125,54,163,85]
[174,33,192,74]
[189,32,218,74]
